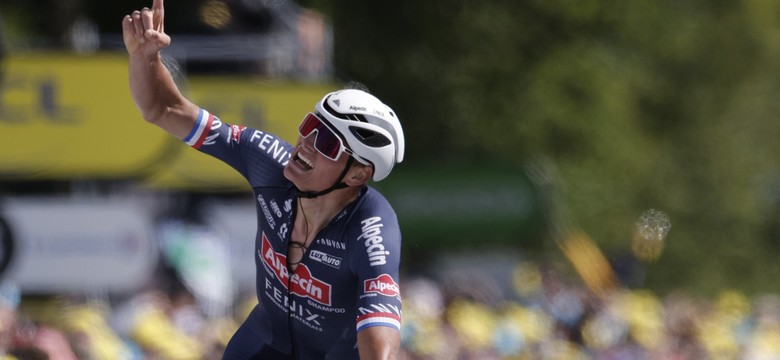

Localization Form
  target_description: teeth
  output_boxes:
[298,153,313,168]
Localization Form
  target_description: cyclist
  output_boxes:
[123,1,405,359]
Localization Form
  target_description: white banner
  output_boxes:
[2,198,158,293]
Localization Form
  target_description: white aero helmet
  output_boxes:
[315,89,405,181]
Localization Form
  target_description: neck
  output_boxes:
[296,187,361,237]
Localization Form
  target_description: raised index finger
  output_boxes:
[152,0,165,32]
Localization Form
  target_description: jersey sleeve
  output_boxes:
[183,108,294,187]
[350,203,403,333]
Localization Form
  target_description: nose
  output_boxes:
[297,131,317,151]
[302,130,316,144]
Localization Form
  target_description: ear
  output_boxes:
[344,164,372,186]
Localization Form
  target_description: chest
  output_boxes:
[258,228,354,312]
[254,192,355,287]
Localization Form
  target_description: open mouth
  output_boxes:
[294,152,314,171]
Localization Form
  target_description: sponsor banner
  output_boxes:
[0,53,337,188]
[0,53,175,178]
[2,197,158,293]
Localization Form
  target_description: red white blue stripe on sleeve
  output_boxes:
[183,109,214,149]
[356,313,401,332]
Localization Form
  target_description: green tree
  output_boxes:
[330,0,780,294]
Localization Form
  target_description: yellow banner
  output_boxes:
[0,52,337,190]
[0,53,176,178]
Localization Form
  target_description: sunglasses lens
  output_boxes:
[299,113,320,137]
[313,126,343,160]
[298,113,343,160]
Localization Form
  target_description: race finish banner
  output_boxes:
[0,52,336,188]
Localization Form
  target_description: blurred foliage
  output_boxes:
[330,0,780,294]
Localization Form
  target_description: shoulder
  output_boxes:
[193,109,294,153]
[346,187,401,246]
[345,187,402,272]
[350,187,398,227]
[356,187,395,213]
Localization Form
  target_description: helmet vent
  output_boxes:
[322,97,350,120]
[349,126,391,147]
[347,113,368,123]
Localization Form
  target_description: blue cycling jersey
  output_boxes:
[184,109,403,359]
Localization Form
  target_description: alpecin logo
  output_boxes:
[364,274,400,298]
[260,233,332,306]
[359,217,389,266]
[230,124,246,142]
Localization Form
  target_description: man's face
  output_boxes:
[284,132,351,192]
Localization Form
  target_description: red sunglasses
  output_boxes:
[298,113,352,161]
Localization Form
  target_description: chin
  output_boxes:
[283,164,296,182]
[283,165,310,191]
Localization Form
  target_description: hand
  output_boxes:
[122,0,171,57]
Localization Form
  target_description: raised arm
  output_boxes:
[122,0,198,139]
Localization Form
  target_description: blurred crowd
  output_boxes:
[0,278,247,360]
[398,262,780,360]
[1,259,780,360]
